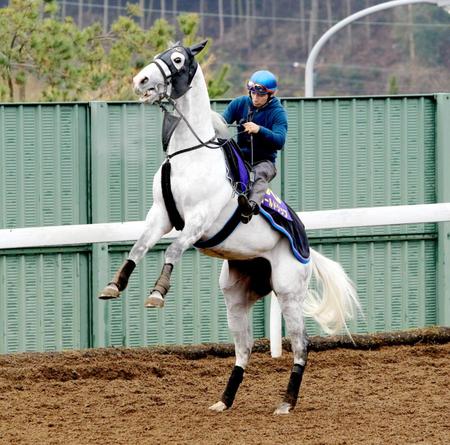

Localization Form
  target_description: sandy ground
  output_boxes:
[0,337,449,445]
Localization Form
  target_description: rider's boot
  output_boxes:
[238,194,260,224]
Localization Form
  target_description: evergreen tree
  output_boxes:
[0,0,230,101]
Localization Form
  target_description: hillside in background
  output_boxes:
[216,0,450,97]
[1,0,449,98]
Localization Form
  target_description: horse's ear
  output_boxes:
[189,40,208,56]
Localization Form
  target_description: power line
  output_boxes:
[211,60,422,74]
[58,1,450,29]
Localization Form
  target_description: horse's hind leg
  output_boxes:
[209,261,255,412]
[273,293,309,414]
[272,258,311,415]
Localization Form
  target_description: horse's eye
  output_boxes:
[174,57,182,64]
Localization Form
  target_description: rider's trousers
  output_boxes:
[248,160,277,206]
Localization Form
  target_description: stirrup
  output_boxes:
[237,194,251,213]
[238,195,259,214]
[240,213,253,224]
[238,195,259,224]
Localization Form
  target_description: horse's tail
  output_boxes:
[303,248,361,336]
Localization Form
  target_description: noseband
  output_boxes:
[149,58,173,101]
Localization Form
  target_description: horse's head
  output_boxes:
[133,40,208,103]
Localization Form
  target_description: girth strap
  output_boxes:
[161,159,242,247]
[161,160,185,231]
[193,206,241,249]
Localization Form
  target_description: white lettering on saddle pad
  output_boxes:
[261,189,293,221]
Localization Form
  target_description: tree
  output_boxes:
[0,0,230,102]
[177,13,230,99]
[388,75,399,94]
[86,6,175,101]
[32,7,96,101]
[308,0,319,53]
[0,0,103,101]
[0,0,40,101]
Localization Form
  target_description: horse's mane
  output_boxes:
[211,111,230,139]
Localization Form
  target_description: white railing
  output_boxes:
[1,203,450,357]
[1,203,450,249]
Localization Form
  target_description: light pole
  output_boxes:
[304,0,450,97]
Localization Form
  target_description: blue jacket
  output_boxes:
[222,95,287,164]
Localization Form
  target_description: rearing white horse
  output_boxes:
[99,40,360,415]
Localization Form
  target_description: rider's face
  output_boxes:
[250,91,270,108]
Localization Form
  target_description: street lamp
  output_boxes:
[304,0,450,97]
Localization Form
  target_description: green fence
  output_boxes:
[0,104,91,352]
[1,94,449,353]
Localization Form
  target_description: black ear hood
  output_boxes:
[156,40,208,100]
[189,40,208,56]
[170,47,198,100]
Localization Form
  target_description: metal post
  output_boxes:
[304,0,449,97]
[270,293,282,357]
[436,93,450,327]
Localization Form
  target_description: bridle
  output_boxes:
[148,58,172,101]
[147,55,224,160]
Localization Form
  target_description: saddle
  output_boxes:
[218,139,310,263]
[220,137,251,195]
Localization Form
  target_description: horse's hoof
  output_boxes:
[273,402,292,415]
[99,283,120,300]
[145,291,165,308]
[208,401,227,412]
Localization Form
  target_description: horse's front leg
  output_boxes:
[146,212,210,307]
[99,202,172,299]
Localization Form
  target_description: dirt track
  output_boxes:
[0,331,449,445]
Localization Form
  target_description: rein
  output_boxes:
[164,137,217,160]
[150,59,224,160]
[158,98,222,160]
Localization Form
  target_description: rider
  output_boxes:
[222,70,288,224]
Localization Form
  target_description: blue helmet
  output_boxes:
[247,70,278,94]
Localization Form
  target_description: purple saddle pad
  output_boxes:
[260,188,310,263]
